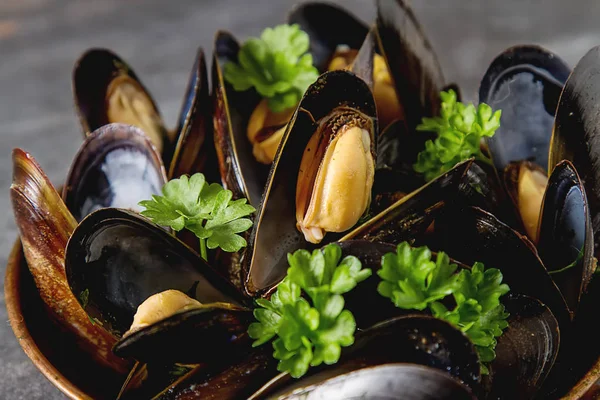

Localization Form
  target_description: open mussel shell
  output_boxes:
[480,45,570,172]
[252,315,481,398]
[62,123,167,222]
[10,149,131,374]
[287,2,368,73]
[169,48,218,182]
[261,364,476,400]
[243,70,376,297]
[113,302,252,364]
[212,31,268,207]
[429,206,570,330]
[73,48,171,158]
[65,208,248,337]
[549,45,600,259]
[537,160,594,314]
[375,0,445,132]
[486,294,560,400]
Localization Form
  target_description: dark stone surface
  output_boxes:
[2,0,600,398]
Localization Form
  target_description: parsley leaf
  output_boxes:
[414,89,501,181]
[377,242,459,310]
[139,173,255,260]
[377,242,510,374]
[223,24,319,113]
[248,243,372,378]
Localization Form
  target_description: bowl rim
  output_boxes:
[4,238,91,400]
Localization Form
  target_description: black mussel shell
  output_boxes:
[62,123,167,222]
[65,208,247,337]
[549,45,600,260]
[486,294,560,400]
[537,160,594,314]
[375,0,445,132]
[113,303,252,364]
[243,70,376,297]
[262,364,476,400]
[160,346,277,400]
[430,206,570,331]
[480,45,570,172]
[343,159,472,243]
[288,2,369,73]
[169,48,218,182]
[457,161,513,225]
[72,48,171,159]
[117,362,199,400]
[373,119,425,198]
[253,315,481,398]
[212,31,268,208]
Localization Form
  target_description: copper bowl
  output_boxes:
[4,239,127,400]
[5,239,600,399]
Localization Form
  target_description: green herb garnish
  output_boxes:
[248,243,372,378]
[377,242,510,374]
[223,24,319,113]
[139,173,255,261]
[414,89,501,181]
[79,288,89,309]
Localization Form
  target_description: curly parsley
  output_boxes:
[414,89,501,181]
[248,243,372,378]
[139,173,255,260]
[223,24,319,112]
[378,242,510,374]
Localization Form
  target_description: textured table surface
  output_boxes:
[2,0,600,398]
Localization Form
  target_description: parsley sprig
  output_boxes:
[377,242,510,374]
[139,173,255,260]
[414,89,501,181]
[248,243,372,378]
[223,24,319,113]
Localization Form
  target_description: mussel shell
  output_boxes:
[253,315,481,398]
[243,70,376,297]
[549,45,600,259]
[287,2,369,73]
[537,160,594,314]
[342,159,472,243]
[480,45,570,172]
[117,362,199,400]
[113,303,252,364]
[160,346,278,400]
[212,31,268,208]
[62,123,167,222]
[169,48,218,182]
[10,149,131,374]
[375,0,445,132]
[263,364,476,400]
[373,119,425,197]
[486,294,560,400]
[72,48,170,158]
[430,206,570,331]
[65,208,247,337]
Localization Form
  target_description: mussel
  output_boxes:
[477,45,571,240]
[64,208,252,364]
[62,123,167,222]
[10,149,131,375]
[73,48,215,178]
[73,49,170,156]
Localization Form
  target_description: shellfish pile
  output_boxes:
[10,1,600,399]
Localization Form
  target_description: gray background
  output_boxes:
[1,0,600,398]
